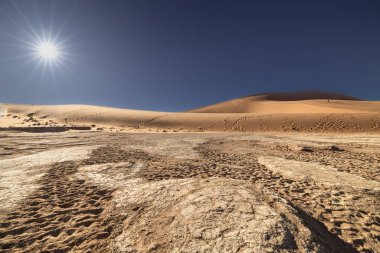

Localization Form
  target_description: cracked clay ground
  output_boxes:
[0,131,379,252]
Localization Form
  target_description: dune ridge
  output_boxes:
[241,91,361,101]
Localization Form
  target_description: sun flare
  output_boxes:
[37,42,60,61]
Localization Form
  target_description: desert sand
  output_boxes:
[1,91,380,133]
[0,92,380,252]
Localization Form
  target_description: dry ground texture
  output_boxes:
[0,131,379,253]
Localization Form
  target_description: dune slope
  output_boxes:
[188,91,373,113]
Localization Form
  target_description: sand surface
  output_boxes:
[1,93,379,252]
[1,92,380,133]
[0,131,379,252]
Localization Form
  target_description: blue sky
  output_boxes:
[0,0,379,111]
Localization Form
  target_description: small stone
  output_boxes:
[300,147,313,152]
[330,145,344,152]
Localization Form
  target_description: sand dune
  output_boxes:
[188,91,377,113]
[1,92,380,133]
[243,90,361,101]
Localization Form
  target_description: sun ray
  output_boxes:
[0,1,78,87]
[7,2,40,45]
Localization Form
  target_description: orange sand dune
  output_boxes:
[188,91,379,114]
[1,92,380,133]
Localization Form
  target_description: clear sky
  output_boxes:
[0,0,379,111]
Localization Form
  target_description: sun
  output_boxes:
[36,42,60,61]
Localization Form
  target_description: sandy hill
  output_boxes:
[242,91,361,101]
[1,91,380,133]
[188,91,368,113]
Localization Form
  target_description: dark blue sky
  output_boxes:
[0,0,379,111]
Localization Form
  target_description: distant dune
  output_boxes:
[188,91,367,113]
[1,91,380,133]
[243,91,361,101]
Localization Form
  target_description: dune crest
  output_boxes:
[243,91,361,101]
